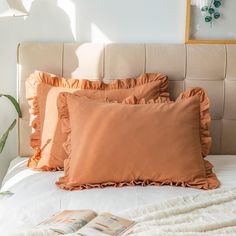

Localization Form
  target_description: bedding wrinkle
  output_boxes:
[0,156,235,235]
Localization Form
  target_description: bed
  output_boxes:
[1,43,236,235]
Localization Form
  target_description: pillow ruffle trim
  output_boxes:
[27,70,169,92]
[176,87,212,158]
[56,90,219,191]
[117,87,212,158]
[26,71,168,170]
[56,158,219,191]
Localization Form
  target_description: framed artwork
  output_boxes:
[185,0,236,44]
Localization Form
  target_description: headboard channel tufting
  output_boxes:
[17,43,236,156]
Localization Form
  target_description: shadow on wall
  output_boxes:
[74,0,186,43]
[20,0,75,41]
[19,0,185,43]
[0,0,75,91]
[0,0,75,184]
[0,0,186,184]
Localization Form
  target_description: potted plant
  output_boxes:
[0,94,21,197]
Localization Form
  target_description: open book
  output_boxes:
[36,210,135,236]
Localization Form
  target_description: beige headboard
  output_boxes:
[17,43,236,156]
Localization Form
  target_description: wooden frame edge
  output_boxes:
[185,0,236,44]
[185,0,191,43]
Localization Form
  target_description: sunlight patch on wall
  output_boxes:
[57,0,76,39]
[0,0,28,17]
[21,0,33,11]
[91,23,111,43]
[191,0,210,8]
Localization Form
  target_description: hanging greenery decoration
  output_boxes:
[201,0,222,23]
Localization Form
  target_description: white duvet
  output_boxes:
[9,187,236,236]
[1,155,236,235]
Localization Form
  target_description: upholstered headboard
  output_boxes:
[17,43,236,156]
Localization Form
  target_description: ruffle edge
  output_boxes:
[176,87,212,158]
[56,89,220,191]
[121,87,212,158]
[26,71,168,170]
[57,93,72,157]
[56,159,219,191]
[27,70,169,91]
[120,95,170,104]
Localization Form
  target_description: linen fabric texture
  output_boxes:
[56,88,219,190]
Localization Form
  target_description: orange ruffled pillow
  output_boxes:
[56,88,220,191]
[26,71,169,171]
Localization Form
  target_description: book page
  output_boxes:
[36,210,97,234]
[76,213,135,236]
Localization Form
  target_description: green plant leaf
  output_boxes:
[214,12,221,19]
[0,119,16,153]
[214,1,221,8]
[208,8,215,14]
[205,16,213,22]
[201,6,208,12]
[0,94,22,118]
[0,191,14,197]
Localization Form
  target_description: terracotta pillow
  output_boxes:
[26,71,169,171]
[56,88,220,191]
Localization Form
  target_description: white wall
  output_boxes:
[0,0,186,184]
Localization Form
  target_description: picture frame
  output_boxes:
[185,0,236,44]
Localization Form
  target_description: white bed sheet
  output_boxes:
[0,155,236,235]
